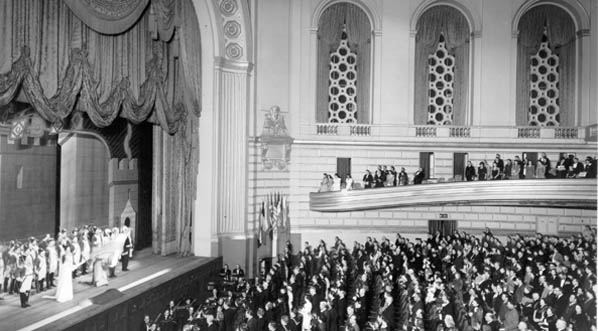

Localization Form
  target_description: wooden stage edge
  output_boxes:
[0,249,222,331]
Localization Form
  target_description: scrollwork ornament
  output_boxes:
[225,43,243,59]
[224,20,241,39]
[219,0,238,17]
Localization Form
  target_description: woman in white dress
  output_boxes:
[54,244,74,302]
[44,243,74,302]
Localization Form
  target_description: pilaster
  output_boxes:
[214,57,253,267]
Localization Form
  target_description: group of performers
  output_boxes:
[0,224,133,308]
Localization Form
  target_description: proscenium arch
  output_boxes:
[512,0,590,36]
[312,0,381,31]
[410,0,481,35]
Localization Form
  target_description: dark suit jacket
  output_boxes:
[247,317,258,331]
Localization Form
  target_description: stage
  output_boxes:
[0,249,221,331]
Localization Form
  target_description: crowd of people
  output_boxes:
[317,153,597,192]
[0,224,132,307]
[140,226,597,331]
[465,154,597,182]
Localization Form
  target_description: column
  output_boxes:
[215,57,253,268]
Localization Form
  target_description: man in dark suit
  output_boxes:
[278,315,291,331]
[246,310,258,331]
[222,301,237,331]
[413,168,425,184]
[553,287,568,318]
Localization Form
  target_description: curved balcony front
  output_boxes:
[309,179,597,212]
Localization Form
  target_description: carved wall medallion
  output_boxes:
[225,43,243,59]
[224,20,242,38]
[219,0,238,17]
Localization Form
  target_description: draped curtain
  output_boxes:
[414,6,470,126]
[316,3,371,124]
[516,5,576,126]
[0,0,182,134]
[0,0,202,256]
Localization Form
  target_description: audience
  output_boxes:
[316,153,597,191]
[144,226,596,331]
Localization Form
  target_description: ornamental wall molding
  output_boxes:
[215,0,250,62]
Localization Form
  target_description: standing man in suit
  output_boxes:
[121,227,132,272]
[246,310,258,331]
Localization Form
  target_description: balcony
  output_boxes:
[309,179,597,212]
[305,123,592,144]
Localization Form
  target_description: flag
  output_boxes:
[9,118,27,140]
[257,201,265,246]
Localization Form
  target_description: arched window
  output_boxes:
[414,6,470,126]
[316,3,372,124]
[516,5,576,127]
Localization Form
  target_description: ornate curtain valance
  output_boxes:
[0,45,182,134]
[0,0,192,134]
[63,0,150,35]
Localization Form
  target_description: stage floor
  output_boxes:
[0,249,215,331]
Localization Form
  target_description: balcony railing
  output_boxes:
[308,123,590,141]
[415,126,437,137]
[554,127,579,139]
[449,126,471,138]
[518,127,541,138]
[316,124,338,136]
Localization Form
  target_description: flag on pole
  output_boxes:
[257,201,266,246]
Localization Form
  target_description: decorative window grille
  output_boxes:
[328,27,358,123]
[427,35,455,125]
[529,31,560,126]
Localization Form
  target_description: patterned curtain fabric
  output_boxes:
[63,0,150,35]
[178,0,202,117]
[151,0,176,42]
[316,3,372,124]
[516,5,576,126]
[414,6,470,126]
[0,0,183,134]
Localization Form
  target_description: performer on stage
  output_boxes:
[46,239,58,288]
[121,226,132,272]
[19,245,34,308]
[43,243,74,303]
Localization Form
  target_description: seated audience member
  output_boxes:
[374,169,384,188]
[504,159,513,180]
[318,174,330,193]
[331,174,342,191]
[566,157,584,178]
[344,175,353,191]
[477,161,488,181]
[398,167,409,186]
[555,157,568,178]
[524,159,535,179]
[465,161,476,181]
[362,170,373,189]
[385,166,395,187]
[584,156,596,178]
[413,168,425,184]
[491,162,501,180]
[536,160,546,179]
